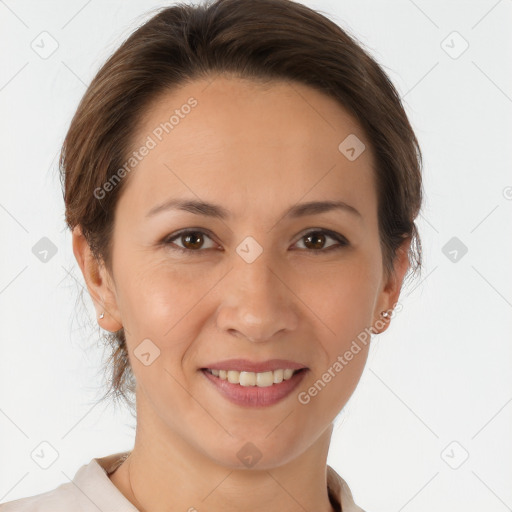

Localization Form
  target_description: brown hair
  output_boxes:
[60,0,423,413]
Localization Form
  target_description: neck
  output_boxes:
[109,391,337,512]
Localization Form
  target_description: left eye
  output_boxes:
[293,229,348,253]
[162,229,348,254]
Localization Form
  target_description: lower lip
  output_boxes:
[200,369,308,408]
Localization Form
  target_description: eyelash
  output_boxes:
[161,228,349,255]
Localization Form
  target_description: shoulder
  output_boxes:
[326,464,367,512]
[0,481,82,511]
[0,452,134,512]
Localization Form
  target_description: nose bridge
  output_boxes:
[216,245,298,342]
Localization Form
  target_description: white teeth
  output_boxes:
[241,371,257,386]
[283,369,294,380]
[206,368,301,386]
[227,370,240,384]
[273,369,284,384]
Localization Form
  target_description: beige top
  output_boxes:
[0,451,365,511]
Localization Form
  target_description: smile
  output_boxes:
[205,368,301,386]
[201,368,308,407]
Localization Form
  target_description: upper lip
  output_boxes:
[201,359,308,373]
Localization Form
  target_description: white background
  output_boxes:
[1,1,511,510]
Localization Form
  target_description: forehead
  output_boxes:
[117,74,377,222]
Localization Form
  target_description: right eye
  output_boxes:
[162,229,218,254]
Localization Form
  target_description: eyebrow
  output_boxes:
[146,198,362,220]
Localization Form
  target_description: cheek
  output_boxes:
[119,261,199,333]
[116,244,382,339]
[296,252,379,396]
[295,251,382,338]
[114,238,382,355]
[294,262,377,421]
[114,262,203,396]
[114,256,223,377]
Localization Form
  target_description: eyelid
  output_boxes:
[162,228,220,252]
[293,228,348,248]
[162,227,349,254]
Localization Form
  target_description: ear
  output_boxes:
[72,225,123,332]
[371,236,411,334]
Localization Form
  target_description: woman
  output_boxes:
[1,0,422,510]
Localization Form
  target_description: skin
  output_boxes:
[73,74,411,512]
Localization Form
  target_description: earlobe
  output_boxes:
[71,225,123,332]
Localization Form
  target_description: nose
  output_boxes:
[215,253,299,342]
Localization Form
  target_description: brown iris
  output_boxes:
[303,232,326,250]
[181,231,204,250]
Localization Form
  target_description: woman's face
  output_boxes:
[84,75,408,468]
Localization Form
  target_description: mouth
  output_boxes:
[201,367,306,387]
[199,365,308,408]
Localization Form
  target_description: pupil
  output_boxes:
[184,232,202,249]
[305,233,324,249]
